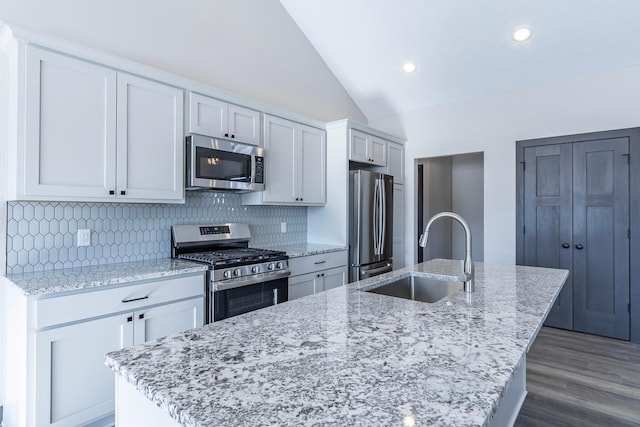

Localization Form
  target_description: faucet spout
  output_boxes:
[419,212,474,292]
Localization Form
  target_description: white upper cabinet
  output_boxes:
[349,129,386,166]
[243,114,326,205]
[23,46,118,200]
[117,73,184,201]
[299,124,326,204]
[188,92,260,146]
[386,141,405,184]
[14,45,184,203]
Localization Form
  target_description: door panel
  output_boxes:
[572,139,629,340]
[523,144,573,329]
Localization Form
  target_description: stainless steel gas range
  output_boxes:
[171,223,290,323]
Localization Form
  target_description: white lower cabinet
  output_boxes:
[34,313,130,427]
[4,273,205,427]
[288,250,347,300]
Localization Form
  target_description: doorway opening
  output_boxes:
[416,152,484,264]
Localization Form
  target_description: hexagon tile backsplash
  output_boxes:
[6,192,307,274]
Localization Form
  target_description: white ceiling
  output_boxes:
[280,0,640,121]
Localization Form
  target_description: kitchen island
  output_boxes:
[105,259,568,426]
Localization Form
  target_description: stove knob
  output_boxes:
[276,262,283,270]
[268,263,275,271]
[223,270,232,279]
[252,266,260,274]
[234,268,242,277]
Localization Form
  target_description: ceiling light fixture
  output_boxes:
[403,62,417,73]
[512,26,532,42]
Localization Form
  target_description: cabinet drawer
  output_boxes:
[35,273,205,329]
[289,250,347,277]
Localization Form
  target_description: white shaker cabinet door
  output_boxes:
[116,73,184,202]
[349,129,370,163]
[370,135,387,166]
[228,104,261,146]
[288,272,317,300]
[387,142,405,184]
[299,124,326,204]
[188,92,228,138]
[262,115,297,202]
[34,313,132,427]
[23,46,117,199]
[320,266,347,292]
[133,297,204,344]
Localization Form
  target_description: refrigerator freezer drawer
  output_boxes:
[352,260,393,282]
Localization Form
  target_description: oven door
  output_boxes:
[212,276,288,322]
[186,134,264,191]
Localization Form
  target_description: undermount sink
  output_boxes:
[365,275,464,303]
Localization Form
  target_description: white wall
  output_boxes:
[371,65,640,265]
[0,0,366,124]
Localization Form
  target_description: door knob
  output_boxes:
[575,244,584,250]
[562,243,570,249]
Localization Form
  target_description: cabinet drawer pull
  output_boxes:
[313,260,326,265]
[121,296,149,303]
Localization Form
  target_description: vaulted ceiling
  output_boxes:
[280,0,640,121]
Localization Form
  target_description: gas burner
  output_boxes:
[178,248,287,268]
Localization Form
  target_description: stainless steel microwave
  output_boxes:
[186,134,265,192]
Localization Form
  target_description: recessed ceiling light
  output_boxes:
[512,26,532,42]
[403,62,417,73]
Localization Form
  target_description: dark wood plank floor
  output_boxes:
[515,326,640,426]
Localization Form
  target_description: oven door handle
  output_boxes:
[211,270,291,291]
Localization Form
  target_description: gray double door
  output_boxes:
[520,136,630,340]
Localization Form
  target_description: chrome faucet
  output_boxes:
[419,212,474,292]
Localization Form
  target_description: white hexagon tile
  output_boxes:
[6,192,307,274]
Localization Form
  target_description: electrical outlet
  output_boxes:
[280,222,287,233]
[77,229,91,247]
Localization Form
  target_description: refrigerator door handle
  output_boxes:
[373,178,380,255]
[379,178,386,254]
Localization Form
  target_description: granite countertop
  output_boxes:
[105,259,568,426]
[4,258,208,296]
[253,242,347,258]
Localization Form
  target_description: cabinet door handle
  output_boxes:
[231,134,235,139]
[127,316,133,322]
[314,260,326,265]
[120,190,126,195]
[575,244,584,250]
[109,190,115,195]
[121,296,149,303]
[224,133,229,137]
[562,243,570,249]
[138,313,145,320]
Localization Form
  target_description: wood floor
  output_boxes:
[515,326,640,426]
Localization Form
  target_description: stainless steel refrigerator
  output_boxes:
[349,170,393,282]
